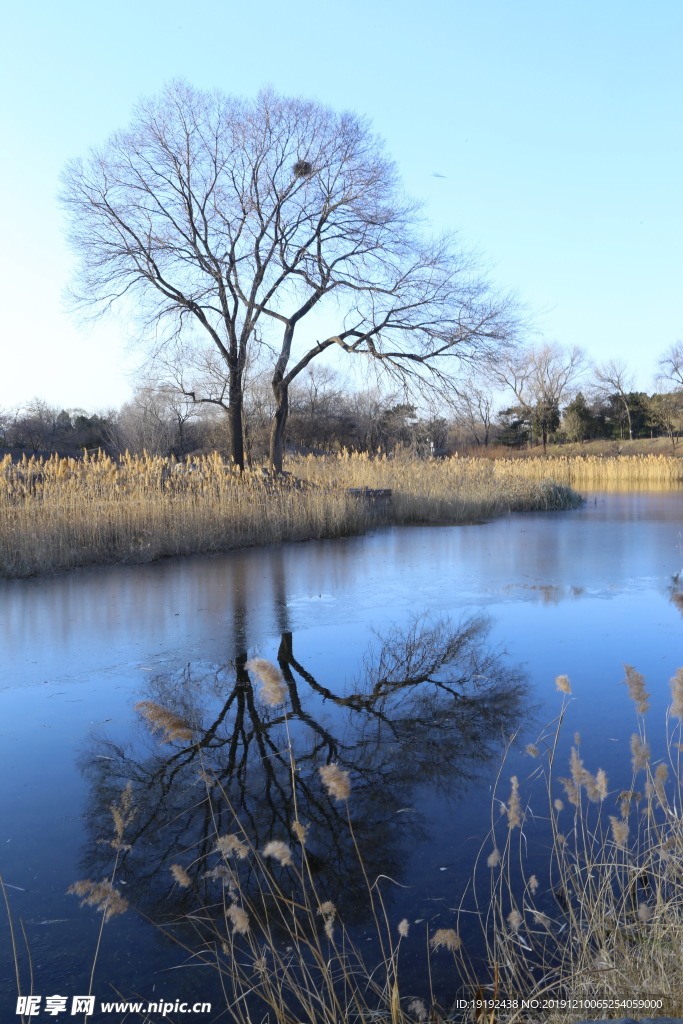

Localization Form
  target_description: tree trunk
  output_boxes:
[269,382,289,473]
[229,374,245,471]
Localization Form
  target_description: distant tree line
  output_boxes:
[0,370,451,462]
[3,342,683,461]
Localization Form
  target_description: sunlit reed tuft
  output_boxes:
[622,665,650,713]
[637,902,653,923]
[135,700,194,743]
[108,781,137,851]
[618,790,640,818]
[226,904,250,934]
[318,901,336,941]
[655,764,669,809]
[506,776,522,828]
[507,909,523,933]
[429,928,461,952]
[609,815,630,849]
[408,999,428,1023]
[630,734,651,771]
[291,820,309,845]
[67,879,129,921]
[170,864,192,889]
[247,658,287,707]
[262,840,293,867]
[555,674,572,694]
[670,668,683,719]
[319,763,351,801]
[216,834,249,861]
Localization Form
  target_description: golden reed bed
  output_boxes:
[496,452,683,490]
[1,448,641,578]
[293,450,683,492]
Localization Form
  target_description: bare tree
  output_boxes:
[653,344,683,452]
[451,368,495,446]
[657,341,683,389]
[113,385,198,456]
[487,342,585,453]
[61,82,520,471]
[9,399,61,453]
[591,359,636,439]
[650,390,683,452]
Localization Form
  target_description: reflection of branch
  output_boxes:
[278,633,375,750]
[78,614,531,927]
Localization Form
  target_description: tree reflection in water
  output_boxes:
[78,612,530,939]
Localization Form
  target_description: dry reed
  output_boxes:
[0,451,369,578]
[4,449,682,579]
[473,452,683,492]
[292,450,583,522]
[464,668,683,1022]
[0,450,582,578]
[293,449,683,495]
[1,448,589,577]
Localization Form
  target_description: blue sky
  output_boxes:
[1,0,681,412]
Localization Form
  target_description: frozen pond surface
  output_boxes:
[2,491,683,1012]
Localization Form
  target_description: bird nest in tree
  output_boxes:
[292,159,314,178]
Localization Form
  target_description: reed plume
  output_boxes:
[216,834,249,860]
[262,841,293,867]
[247,658,287,707]
[67,879,128,921]
[622,665,650,713]
[630,734,651,771]
[319,763,351,802]
[506,776,522,828]
[555,674,572,694]
[135,701,193,743]
[170,864,192,889]
[429,928,461,952]
[226,904,250,934]
[670,668,683,719]
[108,781,137,851]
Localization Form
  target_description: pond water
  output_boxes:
[2,491,683,1015]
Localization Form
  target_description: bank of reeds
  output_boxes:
[0,451,366,578]
[294,450,683,495]
[0,451,580,578]
[291,451,580,523]
[463,669,683,1021]
[503,452,683,491]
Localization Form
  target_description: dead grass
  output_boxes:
[292,449,683,499]
[462,671,683,1022]
[0,450,580,578]
[0,451,365,578]
[437,449,683,491]
[292,451,581,522]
